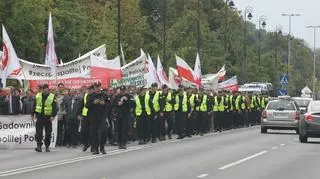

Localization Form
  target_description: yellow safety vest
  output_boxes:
[153,91,162,112]
[35,92,55,116]
[189,94,195,110]
[82,93,89,116]
[261,97,267,109]
[214,96,225,112]
[200,95,208,112]
[145,92,151,115]
[164,92,173,112]
[235,95,241,110]
[250,96,256,108]
[229,95,234,110]
[174,92,188,112]
[241,96,246,110]
[135,95,151,116]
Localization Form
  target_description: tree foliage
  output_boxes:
[0,0,315,94]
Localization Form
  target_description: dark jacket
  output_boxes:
[0,95,21,115]
[115,93,134,118]
[86,92,108,120]
[22,96,35,114]
[64,96,82,120]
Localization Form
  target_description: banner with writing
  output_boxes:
[110,54,147,87]
[0,115,58,149]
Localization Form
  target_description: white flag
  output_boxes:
[146,54,160,87]
[45,12,58,76]
[193,52,202,88]
[156,55,169,86]
[120,43,126,65]
[2,25,22,87]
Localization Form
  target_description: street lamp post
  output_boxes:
[224,0,235,53]
[117,0,121,56]
[282,13,300,82]
[243,6,253,82]
[197,0,201,54]
[274,25,282,74]
[163,0,167,68]
[258,16,267,67]
[306,25,320,98]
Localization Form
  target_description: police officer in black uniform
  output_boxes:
[86,82,108,155]
[115,86,133,149]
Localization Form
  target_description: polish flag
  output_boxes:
[218,76,238,91]
[2,25,22,87]
[91,55,122,86]
[146,54,160,86]
[176,55,196,83]
[217,64,226,81]
[193,52,202,87]
[156,55,169,86]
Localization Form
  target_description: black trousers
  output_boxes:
[175,111,186,137]
[214,112,223,131]
[164,112,174,136]
[35,118,52,148]
[248,109,256,125]
[80,117,91,147]
[137,113,149,142]
[150,114,159,140]
[242,110,249,127]
[117,115,129,146]
[90,117,107,152]
[57,117,66,146]
[198,111,208,133]
[107,113,116,143]
[66,119,79,146]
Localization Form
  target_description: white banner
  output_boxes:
[110,54,147,87]
[20,55,91,80]
[202,73,219,91]
[0,115,57,149]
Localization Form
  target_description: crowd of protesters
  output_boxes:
[0,82,268,154]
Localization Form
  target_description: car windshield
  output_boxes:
[267,101,296,111]
[294,98,311,107]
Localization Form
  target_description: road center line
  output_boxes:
[271,146,278,149]
[0,146,149,177]
[218,151,268,170]
[280,144,285,146]
[197,174,208,178]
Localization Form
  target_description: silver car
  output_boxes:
[299,101,320,143]
[261,98,301,134]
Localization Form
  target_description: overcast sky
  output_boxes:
[235,0,320,48]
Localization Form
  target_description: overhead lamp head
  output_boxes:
[247,13,253,20]
[262,21,266,28]
[228,0,235,7]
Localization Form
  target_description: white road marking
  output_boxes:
[218,151,268,170]
[0,146,149,177]
[280,144,285,146]
[271,146,278,149]
[197,174,208,178]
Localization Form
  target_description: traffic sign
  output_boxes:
[279,89,288,95]
[280,74,289,85]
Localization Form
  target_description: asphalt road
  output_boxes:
[1,127,320,179]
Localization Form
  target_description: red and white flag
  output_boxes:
[193,52,202,88]
[45,12,58,75]
[156,55,169,86]
[217,64,226,81]
[91,55,122,86]
[176,55,196,83]
[218,76,238,91]
[2,25,22,87]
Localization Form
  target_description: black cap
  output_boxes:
[120,85,126,91]
[93,81,101,88]
[151,83,158,88]
[162,84,168,89]
[42,84,49,89]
